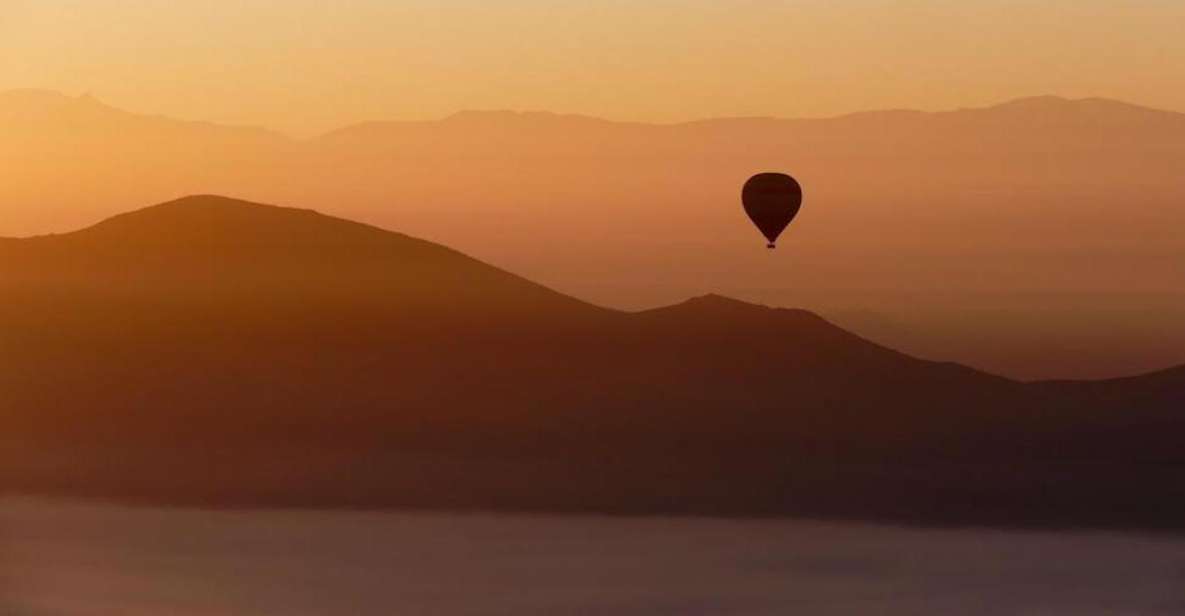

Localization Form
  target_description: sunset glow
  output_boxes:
[3,1,1184,134]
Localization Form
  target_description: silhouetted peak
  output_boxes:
[659,294,830,325]
[75,195,414,250]
[985,95,1074,110]
[831,96,1179,126]
[683,293,768,310]
[135,194,303,216]
[0,89,117,115]
[148,194,280,210]
[95,195,317,228]
[968,95,1177,119]
[628,294,901,358]
[988,95,1153,110]
[0,89,285,143]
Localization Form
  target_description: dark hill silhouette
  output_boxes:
[5,195,602,324]
[3,196,1184,530]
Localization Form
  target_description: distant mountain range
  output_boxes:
[3,196,1183,530]
[3,90,1184,379]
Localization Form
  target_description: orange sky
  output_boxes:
[3,1,1184,135]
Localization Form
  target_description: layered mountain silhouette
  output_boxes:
[3,91,1185,379]
[4,196,1184,530]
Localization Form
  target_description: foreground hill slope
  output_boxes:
[3,196,1183,529]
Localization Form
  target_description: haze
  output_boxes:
[4,1,1185,380]
[4,1,1185,135]
[8,5,1185,613]
[4,92,1184,379]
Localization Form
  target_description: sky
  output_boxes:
[3,0,1184,135]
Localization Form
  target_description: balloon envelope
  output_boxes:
[742,173,802,248]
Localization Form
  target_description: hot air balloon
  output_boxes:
[742,173,802,248]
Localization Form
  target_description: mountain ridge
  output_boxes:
[3,194,1181,383]
[7,89,1181,140]
[4,195,1185,529]
[322,95,1185,138]
[4,90,1185,380]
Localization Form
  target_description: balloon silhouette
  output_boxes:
[742,173,802,248]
